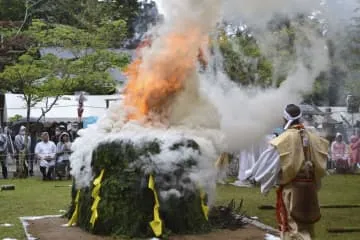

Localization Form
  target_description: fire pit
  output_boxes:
[67,138,212,238]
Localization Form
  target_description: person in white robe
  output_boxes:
[232,134,275,187]
[232,147,255,187]
[35,132,57,180]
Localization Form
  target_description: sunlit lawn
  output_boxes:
[0,175,359,240]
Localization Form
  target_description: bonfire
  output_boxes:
[65,15,245,237]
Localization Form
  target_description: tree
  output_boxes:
[27,18,128,50]
[26,19,130,94]
[342,3,360,97]
[219,29,273,87]
[0,0,26,21]
[0,51,69,177]
[67,50,130,94]
[2,17,130,94]
[104,0,142,38]
[32,0,142,38]
[31,0,83,25]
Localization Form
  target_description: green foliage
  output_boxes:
[1,19,131,95]
[8,114,23,122]
[31,0,83,25]
[342,3,360,96]
[219,32,273,87]
[0,49,78,125]
[0,0,26,21]
[302,72,329,105]
[32,0,141,38]
[24,19,131,94]
[0,27,17,38]
[0,51,59,97]
[104,0,142,38]
[219,15,340,105]
[28,19,127,50]
[69,140,211,238]
[57,50,130,94]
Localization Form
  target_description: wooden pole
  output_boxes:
[259,204,360,210]
[1,185,15,191]
[328,228,360,233]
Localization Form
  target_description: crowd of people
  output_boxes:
[330,131,360,173]
[222,127,360,187]
[0,122,80,180]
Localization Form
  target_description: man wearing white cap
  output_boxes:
[245,104,329,240]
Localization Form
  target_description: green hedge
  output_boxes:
[68,139,211,238]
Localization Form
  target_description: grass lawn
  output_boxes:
[0,179,72,240]
[0,175,359,240]
[217,174,360,240]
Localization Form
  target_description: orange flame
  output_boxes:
[124,27,208,122]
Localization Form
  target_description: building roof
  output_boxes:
[39,47,136,61]
[299,104,325,115]
[3,93,123,122]
[39,47,135,84]
[318,106,360,127]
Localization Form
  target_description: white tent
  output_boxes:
[4,93,123,122]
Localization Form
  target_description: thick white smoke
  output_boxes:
[157,0,329,151]
[221,0,322,28]
[71,0,330,203]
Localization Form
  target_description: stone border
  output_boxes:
[243,216,279,236]
[20,215,280,240]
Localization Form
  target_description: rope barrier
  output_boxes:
[0,104,109,110]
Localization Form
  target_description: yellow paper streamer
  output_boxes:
[68,190,81,226]
[90,196,101,226]
[200,189,209,221]
[90,169,105,228]
[148,174,162,237]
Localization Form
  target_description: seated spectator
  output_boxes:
[331,133,349,174]
[35,132,57,180]
[56,132,72,180]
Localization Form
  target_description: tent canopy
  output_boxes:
[4,94,122,122]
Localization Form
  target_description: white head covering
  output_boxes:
[283,104,302,130]
[336,132,342,138]
[19,126,26,135]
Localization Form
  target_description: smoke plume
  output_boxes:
[155,0,329,151]
[71,0,330,201]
